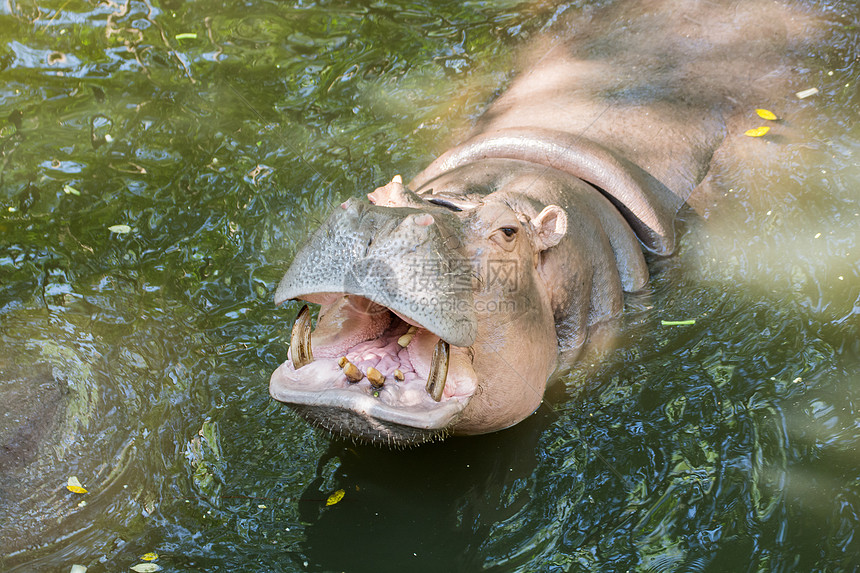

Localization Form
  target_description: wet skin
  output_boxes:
[270,0,830,446]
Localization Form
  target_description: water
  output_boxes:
[0,1,858,571]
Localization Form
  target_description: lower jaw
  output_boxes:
[293,403,454,446]
[270,363,471,446]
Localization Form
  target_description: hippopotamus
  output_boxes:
[270,0,828,445]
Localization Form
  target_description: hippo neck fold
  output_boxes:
[409,127,682,256]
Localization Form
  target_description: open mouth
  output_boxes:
[269,293,478,445]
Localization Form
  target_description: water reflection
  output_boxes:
[298,420,546,572]
[0,0,858,571]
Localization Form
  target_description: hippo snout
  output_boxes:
[275,199,477,347]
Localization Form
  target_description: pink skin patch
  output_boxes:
[413,213,434,226]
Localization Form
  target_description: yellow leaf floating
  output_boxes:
[325,489,345,506]
[108,224,132,234]
[755,108,778,121]
[140,552,159,562]
[744,126,770,137]
[66,476,88,494]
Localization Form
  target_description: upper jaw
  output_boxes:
[274,197,478,348]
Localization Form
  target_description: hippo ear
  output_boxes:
[532,205,567,251]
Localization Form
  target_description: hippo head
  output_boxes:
[270,174,570,446]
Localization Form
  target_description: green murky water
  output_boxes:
[1,1,858,571]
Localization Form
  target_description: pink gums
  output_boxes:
[285,320,472,405]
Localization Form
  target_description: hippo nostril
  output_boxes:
[427,198,462,212]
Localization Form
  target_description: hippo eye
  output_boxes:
[490,225,518,251]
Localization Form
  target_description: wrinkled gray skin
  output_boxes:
[270,0,828,446]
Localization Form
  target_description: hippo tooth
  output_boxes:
[290,305,314,369]
[367,367,385,388]
[342,360,363,383]
[425,340,450,402]
[393,369,405,381]
[397,325,418,348]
